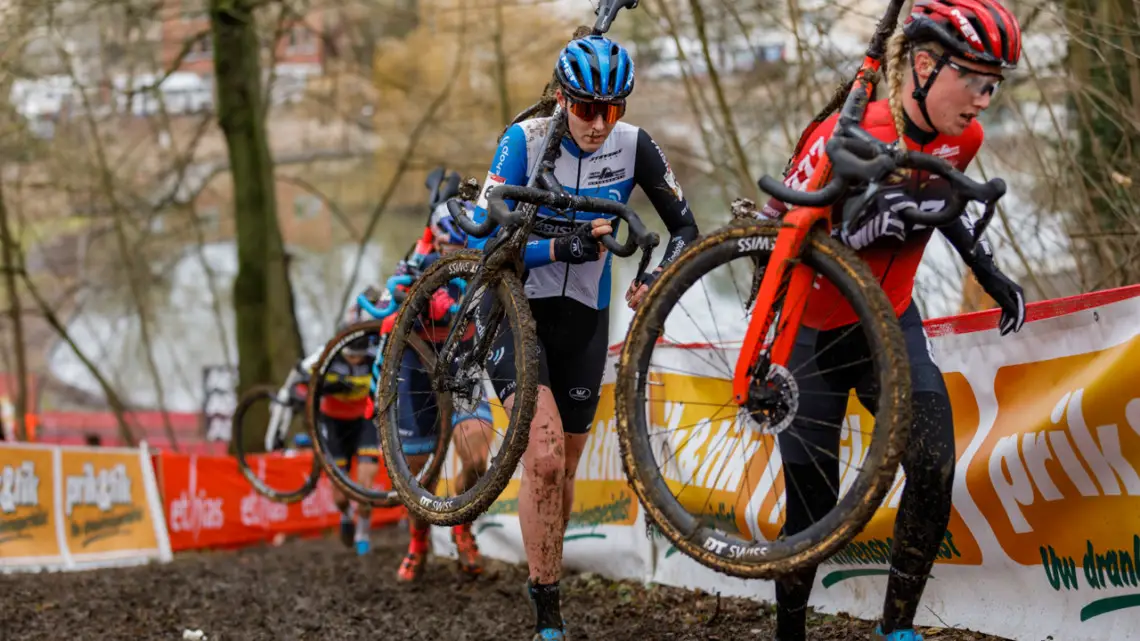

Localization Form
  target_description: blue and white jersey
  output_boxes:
[468,117,698,310]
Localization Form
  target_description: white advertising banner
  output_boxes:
[433,286,1140,641]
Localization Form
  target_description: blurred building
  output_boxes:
[159,0,325,77]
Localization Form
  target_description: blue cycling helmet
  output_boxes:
[555,35,635,101]
[430,201,471,245]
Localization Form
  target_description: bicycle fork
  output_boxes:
[731,206,829,405]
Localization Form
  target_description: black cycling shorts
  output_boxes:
[320,416,380,470]
[486,296,608,434]
[777,302,949,466]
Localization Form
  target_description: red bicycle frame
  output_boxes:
[731,55,886,405]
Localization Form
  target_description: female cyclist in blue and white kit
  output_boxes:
[467,35,699,641]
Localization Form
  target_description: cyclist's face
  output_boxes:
[556,90,620,153]
[343,352,367,365]
[914,50,1004,136]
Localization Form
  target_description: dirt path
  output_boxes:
[0,524,1009,640]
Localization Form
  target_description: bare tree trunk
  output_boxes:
[211,0,304,454]
[0,178,28,441]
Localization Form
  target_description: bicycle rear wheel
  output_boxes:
[306,321,450,508]
[377,250,537,526]
[615,219,911,578]
[233,384,321,503]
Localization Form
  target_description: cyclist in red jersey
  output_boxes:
[760,2,1026,640]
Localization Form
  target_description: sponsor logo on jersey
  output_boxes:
[569,387,592,401]
[586,166,627,185]
[653,141,684,202]
[493,144,510,175]
[932,144,960,160]
[589,150,621,163]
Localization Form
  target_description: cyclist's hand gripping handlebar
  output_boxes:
[483,184,659,258]
[756,132,1006,248]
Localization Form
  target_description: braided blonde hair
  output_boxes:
[884,31,911,149]
[885,32,947,149]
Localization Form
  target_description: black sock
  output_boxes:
[527,579,562,632]
[881,566,928,633]
[774,571,812,641]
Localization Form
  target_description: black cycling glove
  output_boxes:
[839,189,913,251]
[940,216,1026,336]
[975,263,1026,335]
[553,224,602,264]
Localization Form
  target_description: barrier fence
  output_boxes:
[1,446,406,570]
[3,285,1139,641]
[432,284,1140,641]
[153,451,405,551]
[0,442,171,572]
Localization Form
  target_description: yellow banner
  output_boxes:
[0,444,61,566]
[967,333,1140,580]
[59,449,161,558]
[647,368,987,567]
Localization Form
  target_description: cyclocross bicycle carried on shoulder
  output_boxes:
[613,0,1008,579]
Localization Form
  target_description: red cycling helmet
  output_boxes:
[904,0,1022,69]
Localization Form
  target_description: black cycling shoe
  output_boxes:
[524,579,569,640]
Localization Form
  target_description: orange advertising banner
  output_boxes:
[0,444,62,568]
[58,448,164,561]
[157,451,406,552]
[0,443,171,572]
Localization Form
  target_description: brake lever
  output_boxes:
[970,199,998,250]
[840,181,882,237]
[634,242,654,285]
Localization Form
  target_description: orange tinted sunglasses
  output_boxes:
[566,96,627,124]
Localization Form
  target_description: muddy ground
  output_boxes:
[0,524,1011,640]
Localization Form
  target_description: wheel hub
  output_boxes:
[742,364,798,435]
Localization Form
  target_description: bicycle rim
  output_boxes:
[306,320,404,508]
[233,384,321,504]
[615,219,911,579]
[378,250,537,526]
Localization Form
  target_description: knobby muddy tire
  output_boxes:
[306,321,448,508]
[233,384,321,504]
[377,250,537,526]
[614,219,912,579]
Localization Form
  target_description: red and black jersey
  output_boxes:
[762,99,985,330]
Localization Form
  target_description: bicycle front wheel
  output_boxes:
[615,219,911,579]
[305,321,446,507]
[232,384,321,503]
[378,250,538,526]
